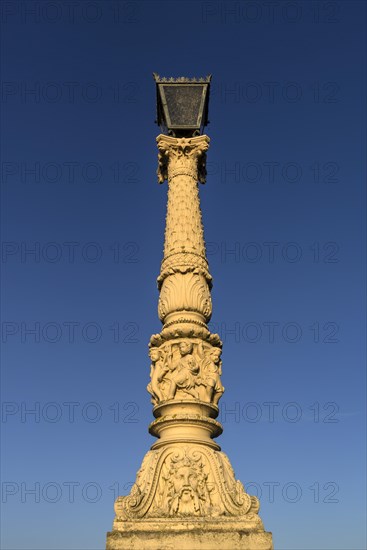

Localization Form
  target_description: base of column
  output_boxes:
[106,518,273,549]
[107,442,272,550]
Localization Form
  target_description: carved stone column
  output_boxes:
[156,134,212,341]
[106,135,273,550]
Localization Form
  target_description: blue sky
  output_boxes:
[1,1,366,549]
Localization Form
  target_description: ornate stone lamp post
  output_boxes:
[106,75,273,550]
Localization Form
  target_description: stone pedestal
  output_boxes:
[106,401,273,549]
[107,519,273,549]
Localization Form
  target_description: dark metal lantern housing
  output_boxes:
[154,74,211,137]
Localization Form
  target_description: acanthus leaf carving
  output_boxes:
[158,272,212,322]
[157,135,209,185]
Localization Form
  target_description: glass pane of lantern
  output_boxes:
[163,85,204,127]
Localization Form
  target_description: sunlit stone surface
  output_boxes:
[106,134,273,549]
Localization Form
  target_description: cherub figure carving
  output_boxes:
[147,347,169,404]
[166,340,200,400]
[200,346,225,405]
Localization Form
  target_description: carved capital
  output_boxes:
[156,134,210,184]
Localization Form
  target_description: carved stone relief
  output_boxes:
[114,446,261,523]
[147,339,224,406]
